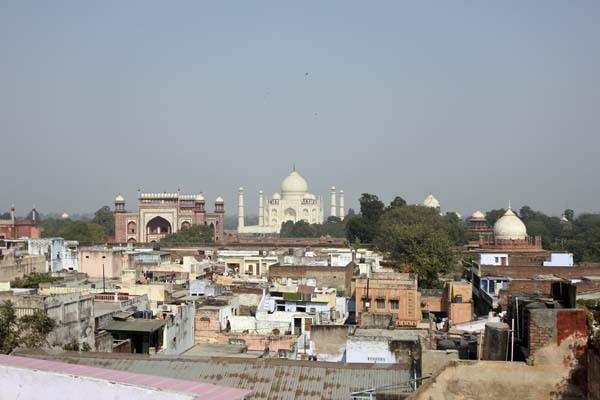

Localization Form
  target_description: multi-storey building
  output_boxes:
[113,192,225,243]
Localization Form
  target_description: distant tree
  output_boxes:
[18,310,56,349]
[564,209,575,222]
[389,196,407,209]
[359,193,385,221]
[11,273,62,289]
[0,212,11,219]
[0,300,55,354]
[442,212,467,245]
[160,224,214,245]
[58,221,106,243]
[92,206,115,237]
[346,208,356,218]
[375,205,458,288]
[485,209,507,226]
[0,301,18,354]
[345,193,385,243]
[327,216,342,223]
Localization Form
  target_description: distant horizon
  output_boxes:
[2,2,599,217]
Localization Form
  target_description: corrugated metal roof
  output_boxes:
[0,354,249,400]
[100,319,166,333]
[15,351,412,400]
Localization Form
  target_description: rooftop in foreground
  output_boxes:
[14,349,413,400]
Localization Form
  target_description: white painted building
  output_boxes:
[7,238,79,272]
[159,303,196,355]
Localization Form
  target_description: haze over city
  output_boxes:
[1,1,599,216]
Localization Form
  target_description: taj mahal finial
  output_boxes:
[508,200,511,210]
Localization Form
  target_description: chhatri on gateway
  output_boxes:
[237,169,345,234]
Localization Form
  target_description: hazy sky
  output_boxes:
[1,1,599,218]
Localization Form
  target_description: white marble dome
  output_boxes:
[272,192,281,200]
[215,196,224,203]
[423,194,440,209]
[494,209,527,240]
[61,212,70,219]
[471,210,486,220]
[195,193,205,201]
[115,194,125,203]
[281,171,308,193]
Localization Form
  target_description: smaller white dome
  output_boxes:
[195,194,205,201]
[423,194,440,209]
[494,209,528,240]
[303,193,313,200]
[215,196,224,203]
[61,212,70,219]
[471,210,486,220]
[115,194,125,203]
[272,192,281,200]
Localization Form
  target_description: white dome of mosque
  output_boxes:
[195,193,205,201]
[281,171,308,193]
[303,193,313,200]
[61,212,70,219]
[471,210,486,220]
[215,196,224,203]
[494,209,528,240]
[423,194,440,209]
[115,194,125,203]
[272,192,281,200]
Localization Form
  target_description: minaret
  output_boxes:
[339,190,345,219]
[258,190,264,226]
[330,186,337,218]
[10,205,15,225]
[31,206,37,224]
[238,187,245,229]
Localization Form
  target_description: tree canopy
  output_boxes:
[160,224,214,245]
[92,206,115,237]
[374,205,458,288]
[280,217,347,238]
[40,206,113,243]
[0,300,56,354]
[345,193,386,243]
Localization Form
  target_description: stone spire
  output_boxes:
[339,190,345,219]
[238,187,245,228]
[258,190,264,226]
[330,186,337,218]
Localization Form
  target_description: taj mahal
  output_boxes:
[237,169,345,234]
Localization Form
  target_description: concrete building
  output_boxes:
[224,255,279,277]
[0,247,46,282]
[5,238,78,272]
[237,169,343,234]
[355,272,421,327]
[78,247,129,278]
[0,291,95,350]
[113,192,225,243]
[157,302,196,355]
[268,262,355,297]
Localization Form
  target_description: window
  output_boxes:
[390,299,399,309]
[376,298,385,308]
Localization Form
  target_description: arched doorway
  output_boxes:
[146,216,172,235]
[284,208,296,223]
[127,221,137,234]
[181,221,191,230]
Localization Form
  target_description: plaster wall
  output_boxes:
[0,365,193,400]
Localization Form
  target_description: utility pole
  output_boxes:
[102,263,106,293]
